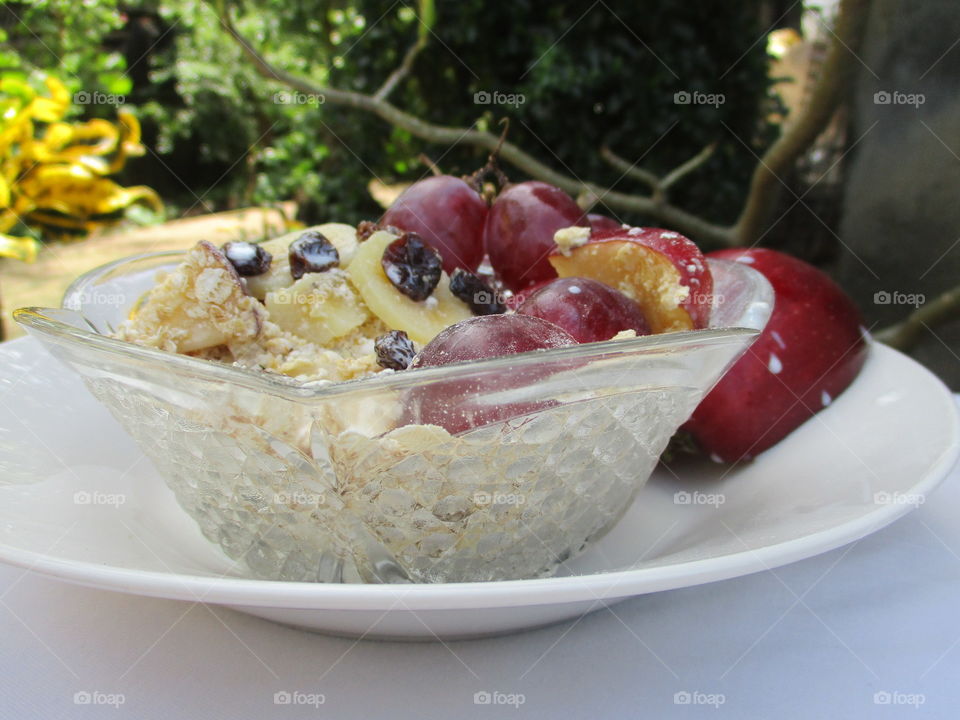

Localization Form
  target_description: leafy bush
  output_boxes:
[3,0,776,235]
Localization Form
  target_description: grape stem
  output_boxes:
[212,0,870,249]
[463,120,511,199]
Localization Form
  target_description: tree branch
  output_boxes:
[214,6,734,246]
[601,142,717,204]
[214,0,870,251]
[374,38,426,102]
[661,142,717,192]
[599,146,660,191]
[875,285,960,351]
[732,0,872,243]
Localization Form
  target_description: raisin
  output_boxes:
[357,221,378,241]
[222,241,271,277]
[289,231,339,280]
[381,232,442,301]
[374,330,417,370]
[449,269,506,315]
[358,220,402,242]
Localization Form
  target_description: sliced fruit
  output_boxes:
[119,240,263,353]
[245,223,359,300]
[264,269,369,345]
[548,227,712,332]
[346,230,472,345]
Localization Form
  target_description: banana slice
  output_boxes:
[264,269,369,345]
[346,230,472,345]
[117,240,264,353]
[246,223,359,300]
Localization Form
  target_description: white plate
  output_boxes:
[0,337,956,640]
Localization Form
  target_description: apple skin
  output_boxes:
[549,227,713,332]
[381,175,488,273]
[516,277,651,342]
[484,181,587,291]
[684,248,868,463]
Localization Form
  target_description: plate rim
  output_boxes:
[0,339,957,611]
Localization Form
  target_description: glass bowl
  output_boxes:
[14,254,773,584]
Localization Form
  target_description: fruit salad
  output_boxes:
[116,207,713,397]
[115,168,865,460]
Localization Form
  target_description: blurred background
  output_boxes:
[2,0,959,385]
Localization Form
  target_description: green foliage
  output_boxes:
[3,0,777,235]
[1,0,129,107]
[331,0,777,226]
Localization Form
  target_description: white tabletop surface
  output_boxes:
[2,403,959,719]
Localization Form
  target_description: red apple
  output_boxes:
[548,226,712,332]
[684,248,868,462]
[516,277,650,342]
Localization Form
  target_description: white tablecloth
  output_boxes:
[2,403,959,719]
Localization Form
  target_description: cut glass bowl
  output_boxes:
[15,254,772,584]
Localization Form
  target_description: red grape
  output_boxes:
[381,175,487,273]
[587,213,621,232]
[504,278,553,310]
[407,315,577,434]
[483,181,586,291]
[516,277,650,343]
[413,314,575,367]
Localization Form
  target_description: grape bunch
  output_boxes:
[373,157,712,356]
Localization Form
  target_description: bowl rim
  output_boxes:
[13,250,766,402]
[14,306,759,400]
